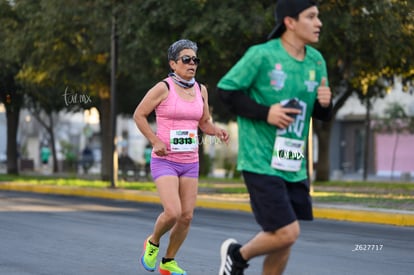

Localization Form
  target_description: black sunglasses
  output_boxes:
[177,55,200,65]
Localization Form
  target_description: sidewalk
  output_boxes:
[1,182,414,227]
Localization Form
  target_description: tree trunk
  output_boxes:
[390,133,399,180]
[100,97,112,183]
[46,113,59,173]
[6,104,20,175]
[314,119,333,181]
[30,110,60,173]
[311,87,353,181]
[363,99,371,181]
[109,13,118,188]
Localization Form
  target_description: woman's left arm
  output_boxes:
[198,84,230,144]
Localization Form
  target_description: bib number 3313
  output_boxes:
[170,129,198,152]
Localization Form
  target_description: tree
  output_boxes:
[12,0,115,179]
[0,0,25,174]
[3,0,413,182]
[0,65,22,175]
[315,0,414,180]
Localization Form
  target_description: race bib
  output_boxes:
[271,136,305,172]
[170,130,198,152]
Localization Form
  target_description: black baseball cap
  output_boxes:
[267,0,317,40]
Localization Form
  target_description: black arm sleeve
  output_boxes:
[217,88,270,121]
[312,100,333,122]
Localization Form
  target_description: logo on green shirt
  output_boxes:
[270,64,286,91]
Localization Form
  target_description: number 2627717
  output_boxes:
[352,244,383,251]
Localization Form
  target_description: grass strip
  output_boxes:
[1,174,413,210]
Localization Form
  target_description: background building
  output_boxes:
[332,78,414,179]
[1,77,413,180]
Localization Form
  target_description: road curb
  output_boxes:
[1,182,413,227]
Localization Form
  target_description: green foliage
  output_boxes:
[3,0,413,115]
[117,0,275,119]
[318,0,414,102]
[0,0,23,110]
[12,0,110,113]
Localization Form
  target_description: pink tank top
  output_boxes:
[152,77,204,163]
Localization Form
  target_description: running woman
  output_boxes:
[134,39,229,275]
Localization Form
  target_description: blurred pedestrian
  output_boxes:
[144,143,152,180]
[40,143,51,174]
[81,146,94,174]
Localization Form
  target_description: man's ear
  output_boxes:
[283,17,296,31]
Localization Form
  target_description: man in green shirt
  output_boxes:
[217,0,332,274]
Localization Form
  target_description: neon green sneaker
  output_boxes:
[159,260,187,275]
[140,236,159,272]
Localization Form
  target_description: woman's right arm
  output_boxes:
[133,82,169,156]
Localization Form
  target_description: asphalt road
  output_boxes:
[0,191,413,275]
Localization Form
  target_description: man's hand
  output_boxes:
[267,104,301,129]
[317,78,332,107]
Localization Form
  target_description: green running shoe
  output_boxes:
[140,236,159,272]
[159,260,187,275]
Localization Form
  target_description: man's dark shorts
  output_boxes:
[243,171,313,232]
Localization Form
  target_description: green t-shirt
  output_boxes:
[144,147,152,164]
[40,146,51,162]
[218,39,328,182]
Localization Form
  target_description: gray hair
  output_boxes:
[167,39,198,61]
